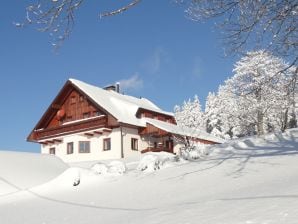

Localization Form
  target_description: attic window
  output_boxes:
[65,116,72,122]
[70,96,76,104]
[83,112,90,119]
[79,95,84,102]
[94,111,101,116]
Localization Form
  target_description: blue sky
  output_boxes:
[0,0,235,153]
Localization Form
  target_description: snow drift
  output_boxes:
[0,151,68,196]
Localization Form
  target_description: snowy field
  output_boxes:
[1,129,298,224]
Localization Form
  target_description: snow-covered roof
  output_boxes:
[68,79,222,143]
[69,79,173,127]
[143,118,224,144]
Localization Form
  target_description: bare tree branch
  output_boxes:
[183,0,298,67]
[100,0,142,18]
[17,0,142,49]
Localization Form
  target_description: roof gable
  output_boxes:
[69,79,173,127]
[27,80,112,141]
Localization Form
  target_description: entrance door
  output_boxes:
[165,140,174,153]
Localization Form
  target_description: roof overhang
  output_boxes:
[142,118,224,144]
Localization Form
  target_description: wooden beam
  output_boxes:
[53,139,63,143]
[84,133,94,137]
[51,104,61,109]
[94,131,103,135]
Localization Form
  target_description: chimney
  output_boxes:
[103,85,116,92]
[115,82,120,93]
[103,82,120,93]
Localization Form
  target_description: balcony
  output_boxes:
[32,116,108,141]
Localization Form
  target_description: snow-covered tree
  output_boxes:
[204,51,297,138]
[224,50,296,135]
[175,95,204,129]
[204,91,230,139]
[174,95,205,147]
[265,66,298,131]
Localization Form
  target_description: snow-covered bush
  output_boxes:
[179,144,210,160]
[91,163,108,175]
[137,152,180,172]
[108,161,126,175]
[91,161,126,176]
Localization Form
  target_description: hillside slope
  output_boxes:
[0,151,68,196]
[0,129,298,224]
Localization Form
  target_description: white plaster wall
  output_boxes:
[40,127,184,162]
[41,129,122,163]
[121,127,142,158]
[139,136,149,152]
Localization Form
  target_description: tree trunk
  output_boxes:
[257,110,264,136]
[256,87,264,136]
[281,108,288,132]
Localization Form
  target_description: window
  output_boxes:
[131,138,138,151]
[103,138,111,151]
[79,95,84,102]
[65,116,72,122]
[67,142,74,154]
[93,111,101,116]
[83,112,90,119]
[49,147,55,155]
[79,141,90,153]
[70,96,76,104]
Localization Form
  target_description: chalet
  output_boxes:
[27,79,222,162]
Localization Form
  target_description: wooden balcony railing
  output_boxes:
[33,116,108,140]
[141,147,173,154]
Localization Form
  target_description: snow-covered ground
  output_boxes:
[1,129,298,224]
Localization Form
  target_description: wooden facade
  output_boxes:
[32,116,108,141]
[136,108,176,124]
[27,81,118,142]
